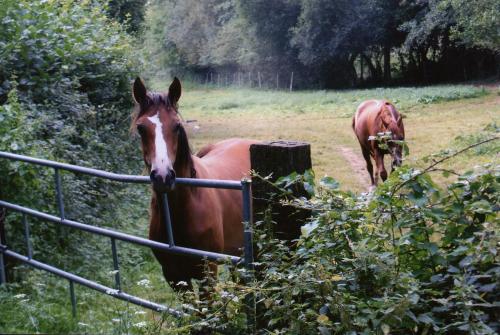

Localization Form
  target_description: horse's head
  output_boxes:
[132,77,189,192]
[380,103,405,169]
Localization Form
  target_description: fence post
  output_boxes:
[276,73,279,89]
[0,249,5,285]
[258,72,261,88]
[250,141,312,242]
[161,193,175,247]
[54,168,65,220]
[23,214,33,259]
[289,72,294,92]
[241,178,255,331]
[69,280,77,317]
[0,207,6,284]
[111,238,121,291]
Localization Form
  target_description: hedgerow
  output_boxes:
[181,136,499,334]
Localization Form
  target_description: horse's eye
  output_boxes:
[137,124,146,136]
[174,123,181,133]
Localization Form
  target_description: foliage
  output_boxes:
[0,2,149,332]
[107,0,148,34]
[181,139,499,334]
[144,0,498,88]
[0,0,137,107]
[447,0,500,51]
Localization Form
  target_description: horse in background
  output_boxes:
[131,77,258,288]
[352,100,405,187]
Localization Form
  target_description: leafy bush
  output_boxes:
[0,0,146,313]
[417,87,487,104]
[182,141,499,334]
[0,0,137,107]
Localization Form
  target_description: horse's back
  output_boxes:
[354,100,383,126]
[197,138,259,180]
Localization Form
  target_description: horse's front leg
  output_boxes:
[375,152,388,182]
[361,147,375,186]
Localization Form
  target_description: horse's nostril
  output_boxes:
[150,170,164,183]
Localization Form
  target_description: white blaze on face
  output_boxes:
[148,112,172,181]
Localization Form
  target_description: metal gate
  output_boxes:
[0,151,254,318]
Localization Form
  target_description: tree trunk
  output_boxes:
[360,55,364,82]
[361,53,378,82]
[383,45,391,83]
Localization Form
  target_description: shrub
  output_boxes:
[183,138,499,334]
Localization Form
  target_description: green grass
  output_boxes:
[1,83,498,333]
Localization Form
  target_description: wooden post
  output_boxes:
[217,73,220,88]
[258,72,261,88]
[289,72,294,92]
[276,73,279,89]
[250,141,312,242]
[248,72,251,87]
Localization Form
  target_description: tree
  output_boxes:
[107,0,147,34]
[236,0,301,73]
[447,0,500,51]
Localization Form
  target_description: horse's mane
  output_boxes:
[175,124,196,178]
[130,92,196,178]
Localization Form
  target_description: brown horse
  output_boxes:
[352,100,405,186]
[131,77,258,288]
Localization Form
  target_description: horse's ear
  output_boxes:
[133,77,148,106]
[397,114,404,125]
[168,77,181,104]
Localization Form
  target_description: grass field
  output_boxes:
[151,82,499,191]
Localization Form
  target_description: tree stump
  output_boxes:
[250,141,312,242]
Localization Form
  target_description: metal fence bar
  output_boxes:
[161,193,175,247]
[3,248,186,317]
[0,200,241,264]
[0,152,242,189]
[22,214,33,259]
[69,280,77,317]
[54,169,65,220]
[0,151,250,318]
[111,238,121,291]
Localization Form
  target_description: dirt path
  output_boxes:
[338,146,371,189]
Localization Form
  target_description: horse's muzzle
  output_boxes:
[150,169,176,192]
[391,158,402,170]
